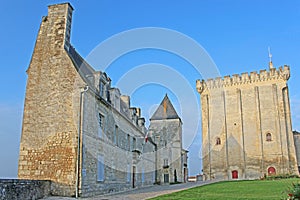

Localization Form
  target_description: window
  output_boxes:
[100,81,105,97]
[126,164,131,182]
[216,137,221,145]
[114,125,118,145]
[152,170,156,183]
[127,134,130,151]
[98,113,104,138]
[142,167,145,183]
[97,155,105,181]
[163,159,168,167]
[132,137,136,150]
[266,133,272,141]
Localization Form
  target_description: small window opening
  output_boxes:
[216,137,221,145]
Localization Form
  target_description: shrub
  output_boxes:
[284,182,300,200]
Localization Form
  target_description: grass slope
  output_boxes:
[149,179,299,200]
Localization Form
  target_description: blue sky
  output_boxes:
[0,0,299,178]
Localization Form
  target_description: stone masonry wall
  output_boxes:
[150,119,183,183]
[0,179,50,200]
[197,66,299,180]
[80,90,156,197]
[18,3,85,196]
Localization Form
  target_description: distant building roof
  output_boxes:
[293,130,300,135]
[150,94,181,121]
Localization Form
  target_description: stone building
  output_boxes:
[18,3,187,197]
[196,63,299,180]
[149,95,188,184]
[293,131,300,172]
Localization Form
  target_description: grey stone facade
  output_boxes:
[149,95,188,184]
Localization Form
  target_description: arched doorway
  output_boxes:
[268,167,276,176]
[232,170,238,179]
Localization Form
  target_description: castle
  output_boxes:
[18,3,187,197]
[17,1,300,198]
[196,63,299,180]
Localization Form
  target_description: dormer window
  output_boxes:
[99,81,105,97]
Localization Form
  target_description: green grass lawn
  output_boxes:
[149,178,299,200]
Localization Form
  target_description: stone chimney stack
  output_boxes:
[121,95,130,108]
[47,3,73,50]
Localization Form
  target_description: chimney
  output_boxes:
[47,3,73,50]
[121,95,130,109]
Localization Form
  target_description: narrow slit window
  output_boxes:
[98,113,104,138]
[216,137,221,145]
[266,133,272,142]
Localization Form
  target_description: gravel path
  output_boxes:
[42,180,218,200]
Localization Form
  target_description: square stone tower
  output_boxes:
[197,66,298,180]
[149,95,188,183]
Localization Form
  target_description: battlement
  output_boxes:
[196,65,290,93]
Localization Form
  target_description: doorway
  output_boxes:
[132,166,136,188]
[232,170,238,179]
[164,173,169,183]
[268,167,276,176]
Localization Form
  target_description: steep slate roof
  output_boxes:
[66,45,96,86]
[150,94,181,121]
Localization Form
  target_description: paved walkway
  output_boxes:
[42,180,218,200]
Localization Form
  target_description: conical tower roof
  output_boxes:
[150,94,181,120]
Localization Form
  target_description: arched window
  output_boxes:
[266,133,272,142]
[216,137,221,145]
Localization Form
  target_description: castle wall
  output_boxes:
[197,67,298,180]
[18,3,84,196]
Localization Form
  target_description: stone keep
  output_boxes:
[196,66,298,180]
[18,3,157,197]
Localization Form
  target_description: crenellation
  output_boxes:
[232,74,241,85]
[279,65,290,80]
[215,77,223,87]
[199,66,290,90]
[241,72,250,83]
[223,75,231,86]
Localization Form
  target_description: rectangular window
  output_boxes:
[98,113,104,138]
[114,125,118,145]
[100,81,105,97]
[127,164,131,182]
[152,170,156,183]
[163,159,168,167]
[97,155,104,181]
[132,137,136,150]
[127,134,130,151]
[142,167,145,183]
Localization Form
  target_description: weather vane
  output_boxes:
[268,47,274,69]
